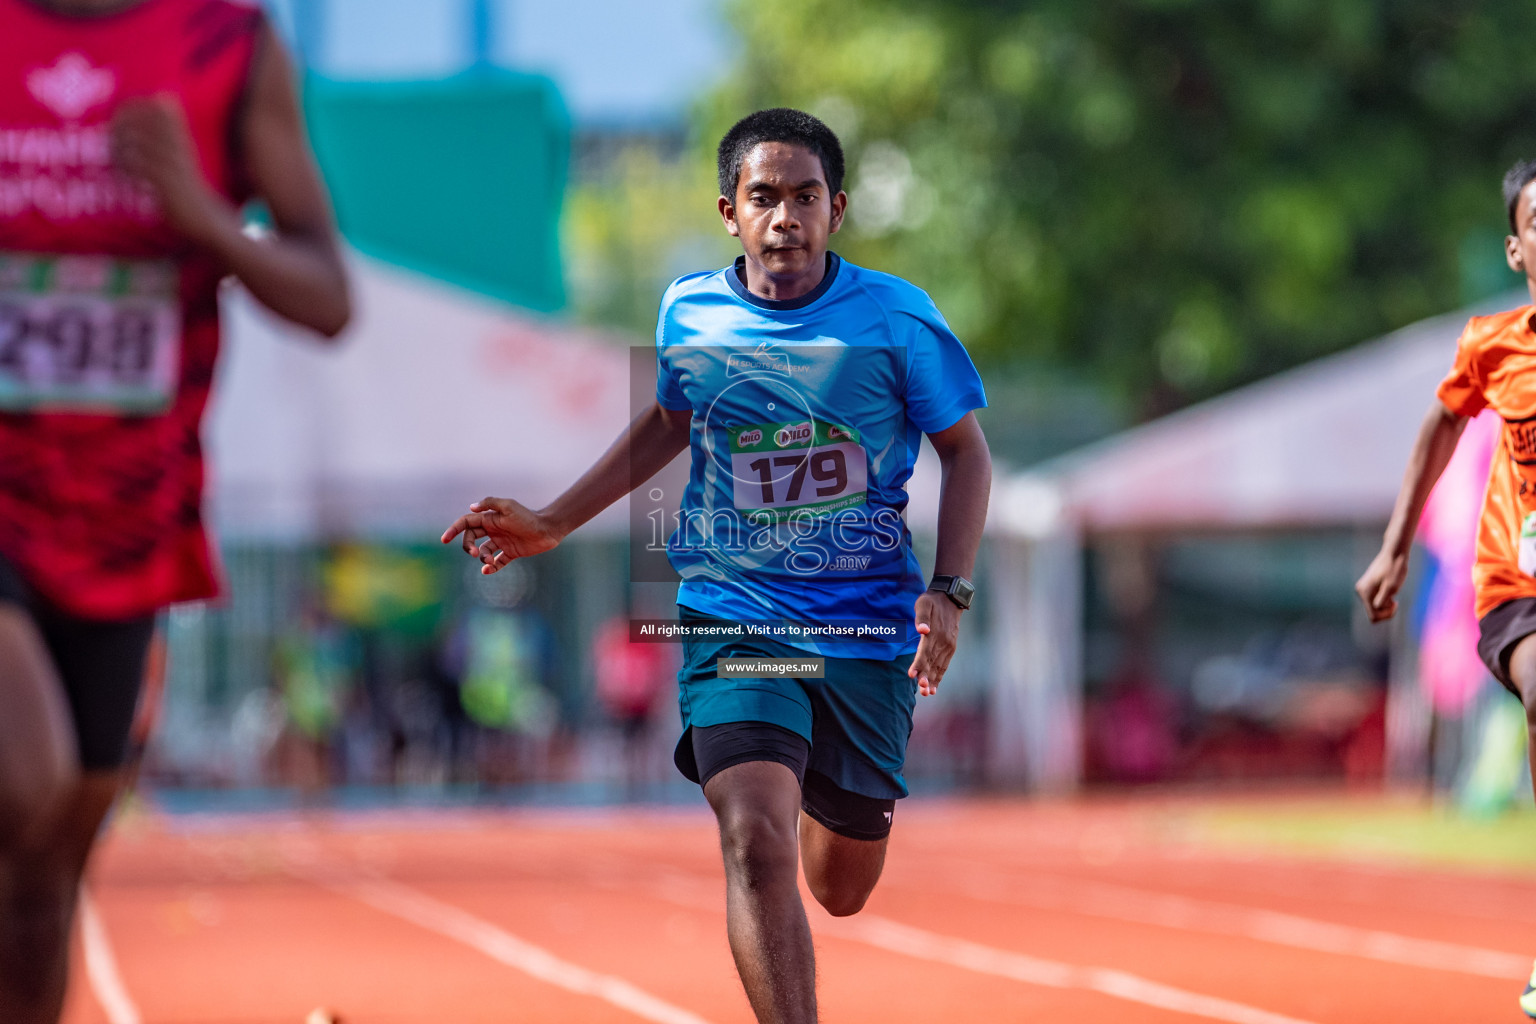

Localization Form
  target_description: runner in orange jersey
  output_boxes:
[1357,157,1536,1018]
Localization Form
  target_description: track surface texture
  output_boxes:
[60,792,1536,1023]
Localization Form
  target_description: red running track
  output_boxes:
[60,796,1534,1024]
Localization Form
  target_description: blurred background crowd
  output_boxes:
[143,0,1536,812]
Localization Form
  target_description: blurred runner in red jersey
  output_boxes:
[0,2,349,1020]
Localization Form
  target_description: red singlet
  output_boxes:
[0,0,261,618]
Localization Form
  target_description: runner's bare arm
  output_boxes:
[909,411,991,696]
[1354,399,1469,623]
[441,402,692,573]
[110,22,350,338]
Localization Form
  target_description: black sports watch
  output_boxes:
[928,574,975,610]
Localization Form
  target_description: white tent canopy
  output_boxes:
[994,292,1524,537]
[207,253,634,541]
[983,292,1527,792]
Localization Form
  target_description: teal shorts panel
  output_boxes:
[675,608,917,800]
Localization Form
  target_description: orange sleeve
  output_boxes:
[1436,319,1490,417]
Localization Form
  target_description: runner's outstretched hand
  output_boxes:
[1354,548,1408,623]
[908,591,960,697]
[441,497,563,574]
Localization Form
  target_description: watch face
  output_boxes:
[932,576,974,609]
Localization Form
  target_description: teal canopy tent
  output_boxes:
[305,70,568,314]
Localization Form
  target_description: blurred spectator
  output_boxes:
[271,606,356,792]
[592,616,676,788]
[1086,663,1177,784]
[455,605,557,783]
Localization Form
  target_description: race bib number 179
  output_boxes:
[729,419,868,523]
[0,253,181,415]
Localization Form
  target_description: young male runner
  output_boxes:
[0,3,349,1021]
[1356,157,1536,1018]
[443,108,991,1023]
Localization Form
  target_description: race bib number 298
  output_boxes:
[0,253,181,415]
[729,419,868,523]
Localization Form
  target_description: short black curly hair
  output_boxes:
[717,108,845,200]
[1504,158,1536,232]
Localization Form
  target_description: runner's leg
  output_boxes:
[6,604,153,1024]
[1504,633,1536,803]
[798,813,887,917]
[0,605,79,1024]
[704,761,816,1024]
[18,772,125,1024]
[796,655,908,918]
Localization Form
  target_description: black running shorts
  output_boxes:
[0,554,156,771]
[684,721,898,842]
[1476,596,1536,699]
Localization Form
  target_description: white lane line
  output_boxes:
[932,867,1530,979]
[78,888,142,1024]
[322,875,716,1024]
[834,914,1320,1024]
[580,867,1318,1024]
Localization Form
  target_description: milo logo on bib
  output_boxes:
[728,418,868,523]
[774,421,812,447]
[1522,512,1536,577]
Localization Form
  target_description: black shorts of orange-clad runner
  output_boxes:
[1477,596,1536,699]
[0,554,156,772]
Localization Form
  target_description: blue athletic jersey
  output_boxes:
[655,253,986,659]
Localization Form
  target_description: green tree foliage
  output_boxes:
[699,0,1536,411]
[565,146,739,336]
